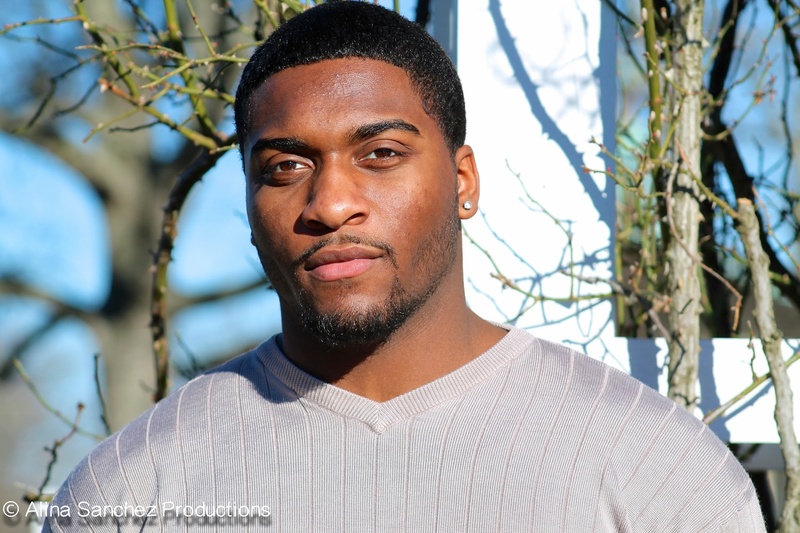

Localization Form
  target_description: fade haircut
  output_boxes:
[234,1,466,156]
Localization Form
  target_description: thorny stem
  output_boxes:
[150,145,233,402]
[73,1,140,99]
[161,0,221,141]
[641,0,663,175]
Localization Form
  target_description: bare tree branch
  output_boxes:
[737,198,800,532]
[764,0,800,77]
[170,277,271,314]
[151,143,235,402]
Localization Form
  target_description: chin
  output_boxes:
[298,303,409,348]
[296,281,434,348]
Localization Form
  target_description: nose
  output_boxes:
[300,158,369,231]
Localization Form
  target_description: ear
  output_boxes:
[455,145,480,220]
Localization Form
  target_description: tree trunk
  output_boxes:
[666,0,704,411]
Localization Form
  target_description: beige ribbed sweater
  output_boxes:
[44,327,765,532]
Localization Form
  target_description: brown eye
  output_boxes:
[363,148,399,160]
[261,157,311,184]
[277,161,300,171]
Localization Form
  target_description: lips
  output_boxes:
[304,245,384,282]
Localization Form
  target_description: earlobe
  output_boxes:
[455,145,480,220]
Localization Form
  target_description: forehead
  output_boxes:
[244,58,435,154]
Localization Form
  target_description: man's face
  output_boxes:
[243,58,474,347]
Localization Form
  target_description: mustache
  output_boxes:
[293,235,397,269]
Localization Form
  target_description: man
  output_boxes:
[45,2,765,531]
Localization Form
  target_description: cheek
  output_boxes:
[392,181,459,257]
[386,166,455,216]
[249,214,300,300]
[248,195,296,266]
[407,171,458,222]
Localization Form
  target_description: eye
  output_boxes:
[275,161,302,172]
[358,146,407,169]
[363,148,400,160]
[261,157,312,184]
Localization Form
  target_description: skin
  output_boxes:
[243,58,505,402]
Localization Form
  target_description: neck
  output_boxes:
[278,290,505,402]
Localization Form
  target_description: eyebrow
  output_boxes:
[249,119,421,158]
[348,119,421,143]
[249,137,310,157]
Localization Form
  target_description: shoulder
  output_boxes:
[513,331,701,427]
[510,329,765,531]
[43,346,271,531]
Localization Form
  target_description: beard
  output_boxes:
[295,276,430,348]
[289,197,461,349]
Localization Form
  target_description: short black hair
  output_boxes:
[234,1,466,156]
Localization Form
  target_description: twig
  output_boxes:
[641,0,664,180]
[600,0,637,26]
[97,77,219,150]
[12,359,104,441]
[463,229,612,308]
[765,0,800,77]
[506,162,577,298]
[566,272,672,339]
[704,347,800,425]
[161,0,222,140]
[0,16,81,36]
[25,404,84,503]
[93,354,111,436]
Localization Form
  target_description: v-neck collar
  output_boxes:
[254,325,536,432]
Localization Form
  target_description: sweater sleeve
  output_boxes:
[701,482,767,533]
[612,394,767,533]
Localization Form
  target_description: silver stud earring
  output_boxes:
[463,200,473,210]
